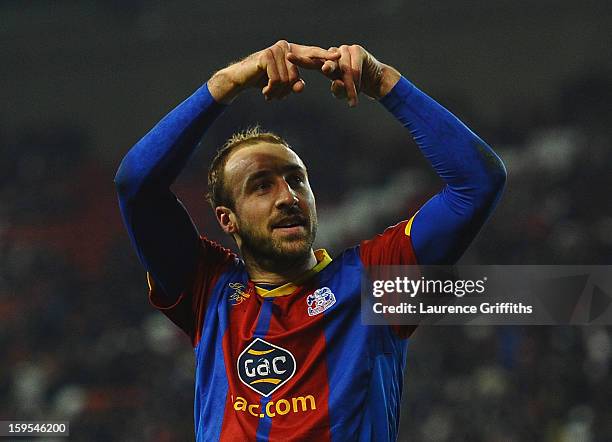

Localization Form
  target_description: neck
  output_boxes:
[243,249,318,285]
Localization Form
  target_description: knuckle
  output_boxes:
[276,39,288,47]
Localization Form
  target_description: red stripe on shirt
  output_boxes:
[265,283,332,441]
[360,221,418,338]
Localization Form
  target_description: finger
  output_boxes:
[270,43,290,98]
[260,50,280,99]
[286,58,302,94]
[339,46,358,107]
[262,73,279,99]
[285,44,300,85]
[286,52,325,70]
[330,80,347,99]
[292,79,306,93]
[290,44,341,61]
[348,45,362,93]
[327,48,342,97]
[321,60,340,80]
[272,45,289,83]
[323,48,340,78]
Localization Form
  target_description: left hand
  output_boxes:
[289,44,400,107]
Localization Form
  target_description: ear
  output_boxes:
[215,206,238,235]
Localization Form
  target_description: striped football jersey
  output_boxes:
[147,219,417,441]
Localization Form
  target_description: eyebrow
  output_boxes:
[243,164,306,188]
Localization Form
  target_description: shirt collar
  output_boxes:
[254,249,332,298]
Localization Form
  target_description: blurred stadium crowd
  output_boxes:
[1,68,611,441]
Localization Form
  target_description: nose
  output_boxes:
[275,178,299,209]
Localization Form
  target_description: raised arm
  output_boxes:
[114,84,222,304]
[114,41,340,304]
[379,75,506,264]
[290,44,506,264]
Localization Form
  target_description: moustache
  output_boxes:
[269,209,309,229]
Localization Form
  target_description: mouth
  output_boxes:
[271,217,308,234]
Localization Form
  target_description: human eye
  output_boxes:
[287,173,305,187]
[253,179,273,193]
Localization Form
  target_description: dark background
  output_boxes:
[2,1,611,440]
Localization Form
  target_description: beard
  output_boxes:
[236,211,318,272]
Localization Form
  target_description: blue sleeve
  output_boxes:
[114,83,225,303]
[380,77,506,264]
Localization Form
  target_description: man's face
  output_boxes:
[221,142,318,266]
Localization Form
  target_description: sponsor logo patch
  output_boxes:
[307,287,336,316]
[237,338,296,397]
[233,394,317,418]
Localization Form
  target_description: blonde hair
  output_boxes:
[207,126,290,209]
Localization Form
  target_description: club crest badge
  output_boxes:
[306,287,336,316]
[237,338,296,397]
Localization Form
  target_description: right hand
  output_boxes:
[208,40,340,104]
